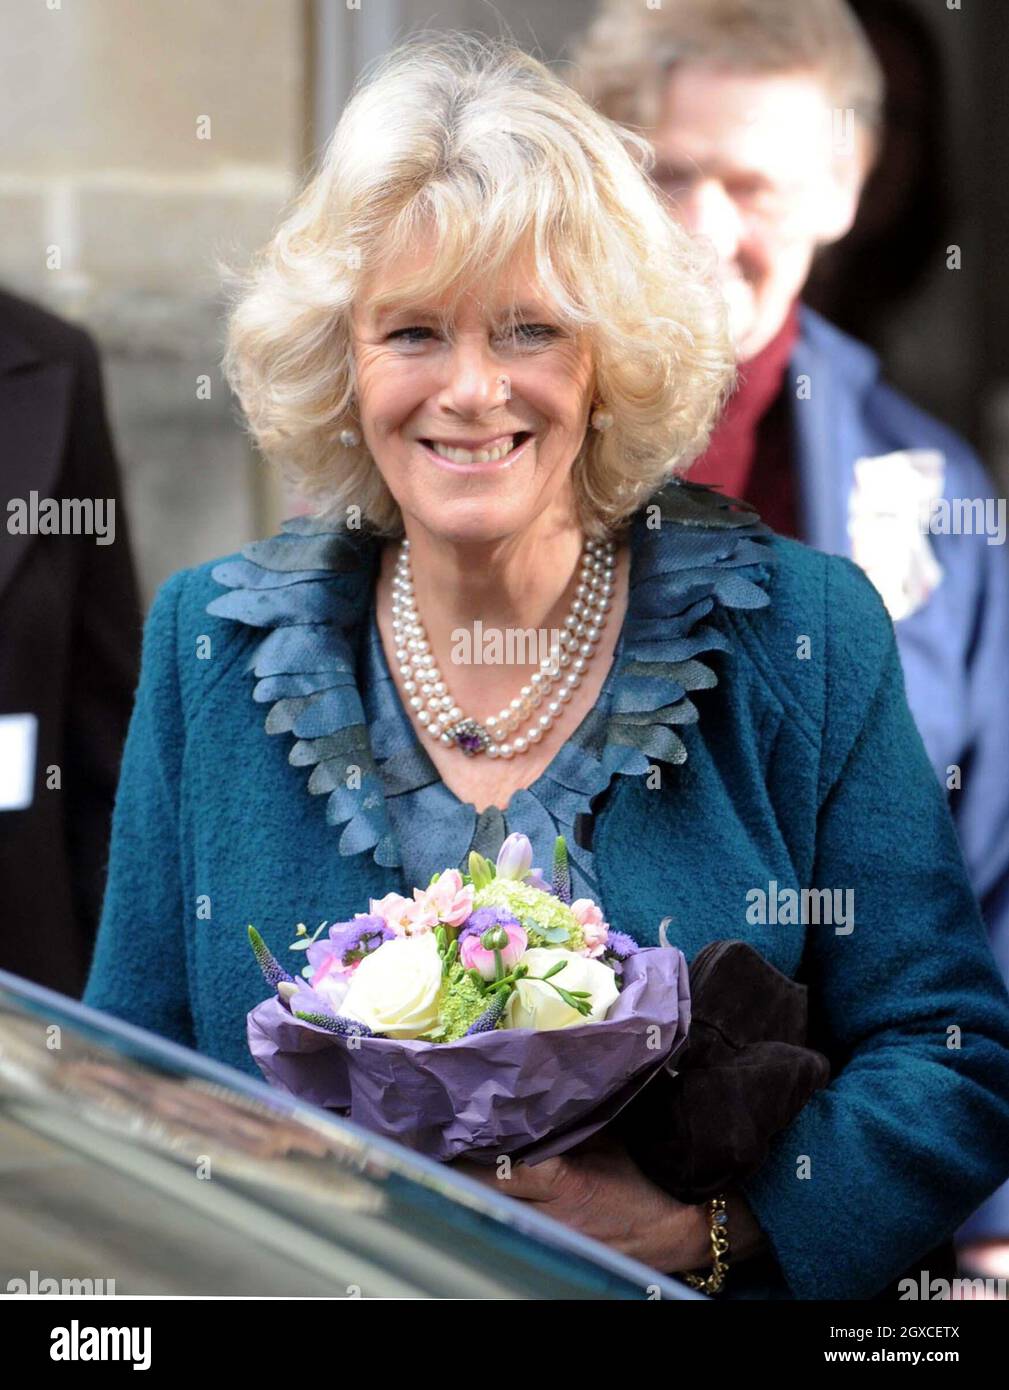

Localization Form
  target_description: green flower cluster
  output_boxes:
[433,960,493,1042]
[472,878,584,951]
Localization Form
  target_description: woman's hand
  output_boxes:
[455,1134,711,1274]
[456,1134,770,1276]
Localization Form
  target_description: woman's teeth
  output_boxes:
[427,436,518,464]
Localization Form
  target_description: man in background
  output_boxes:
[0,288,141,998]
[572,0,1009,1277]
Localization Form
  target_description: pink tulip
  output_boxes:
[460,921,528,981]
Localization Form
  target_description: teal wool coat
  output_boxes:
[83,486,1009,1300]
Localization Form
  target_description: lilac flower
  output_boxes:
[495,833,533,881]
[491,833,553,892]
[603,930,639,961]
[308,915,393,980]
[458,906,522,945]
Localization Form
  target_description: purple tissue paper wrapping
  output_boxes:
[247,945,691,1165]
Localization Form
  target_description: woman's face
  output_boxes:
[350,235,596,544]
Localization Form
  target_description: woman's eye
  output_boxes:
[386,323,559,347]
[388,326,435,344]
[502,323,559,345]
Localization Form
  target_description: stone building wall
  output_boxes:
[0,0,309,601]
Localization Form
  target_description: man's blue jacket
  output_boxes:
[791,308,1009,1239]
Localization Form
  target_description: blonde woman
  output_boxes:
[84,35,1009,1300]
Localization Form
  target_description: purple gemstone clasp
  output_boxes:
[446,717,491,756]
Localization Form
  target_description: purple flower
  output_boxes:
[465,991,509,1035]
[496,833,533,880]
[458,906,522,945]
[283,983,374,1037]
[308,915,394,981]
[491,833,553,892]
[603,930,639,961]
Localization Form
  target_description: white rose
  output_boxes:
[339,932,444,1039]
[504,948,619,1031]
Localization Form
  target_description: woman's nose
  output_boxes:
[438,337,505,415]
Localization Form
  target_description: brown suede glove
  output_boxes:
[617,939,831,1203]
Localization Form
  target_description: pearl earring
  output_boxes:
[591,404,614,432]
[339,426,361,447]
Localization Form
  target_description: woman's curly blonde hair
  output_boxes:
[220,32,734,538]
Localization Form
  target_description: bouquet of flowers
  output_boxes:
[247,833,689,1164]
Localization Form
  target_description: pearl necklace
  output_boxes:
[390,536,617,758]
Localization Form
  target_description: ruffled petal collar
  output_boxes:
[206,482,774,873]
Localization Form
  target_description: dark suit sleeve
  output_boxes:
[62,330,142,957]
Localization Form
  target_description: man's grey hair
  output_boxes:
[569,0,885,139]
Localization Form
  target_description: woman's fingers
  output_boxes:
[453,1155,566,1199]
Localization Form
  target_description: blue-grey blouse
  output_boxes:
[359,600,627,902]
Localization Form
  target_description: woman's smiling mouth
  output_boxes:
[419,431,533,470]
